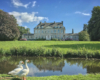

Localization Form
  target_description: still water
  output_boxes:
[0,56,100,77]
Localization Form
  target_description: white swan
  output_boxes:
[8,61,24,75]
[15,60,30,80]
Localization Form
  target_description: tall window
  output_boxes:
[35,30,37,33]
[38,30,40,33]
[42,30,43,33]
[61,30,63,33]
[58,30,60,33]
[54,30,56,33]
[58,26,60,28]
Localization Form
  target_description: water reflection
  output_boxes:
[0,56,100,76]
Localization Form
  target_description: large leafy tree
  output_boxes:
[83,24,88,31]
[88,6,100,41]
[79,31,90,41]
[17,26,30,39]
[0,10,20,41]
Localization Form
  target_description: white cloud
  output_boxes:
[9,11,49,25]
[24,26,28,29]
[12,0,31,8]
[75,11,90,16]
[81,13,90,16]
[32,1,36,7]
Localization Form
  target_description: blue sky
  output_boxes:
[0,0,100,33]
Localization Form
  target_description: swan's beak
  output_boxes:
[22,62,24,64]
[28,60,30,62]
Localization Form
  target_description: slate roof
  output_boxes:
[35,21,65,29]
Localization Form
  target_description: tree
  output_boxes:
[88,6,100,41]
[83,24,88,31]
[72,29,74,34]
[17,26,30,39]
[0,10,20,41]
[79,31,90,41]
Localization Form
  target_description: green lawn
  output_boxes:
[0,74,100,80]
[0,41,100,58]
[0,41,100,51]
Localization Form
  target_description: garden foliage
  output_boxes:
[0,10,20,41]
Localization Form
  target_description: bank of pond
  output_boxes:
[0,46,100,58]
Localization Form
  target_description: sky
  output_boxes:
[0,0,100,33]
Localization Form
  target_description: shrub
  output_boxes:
[0,48,5,56]
[65,38,73,41]
[51,38,58,41]
[79,31,90,41]
[20,38,27,41]
[61,39,65,41]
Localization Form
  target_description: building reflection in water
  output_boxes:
[32,58,65,72]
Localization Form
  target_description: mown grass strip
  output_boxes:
[0,74,100,80]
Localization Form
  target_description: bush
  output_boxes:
[20,38,27,41]
[36,39,46,41]
[51,38,58,41]
[0,46,100,58]
[79,31,90,41]
[65,38,73,41]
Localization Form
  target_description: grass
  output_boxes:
[0,41,100,58]
[0,74,100,80]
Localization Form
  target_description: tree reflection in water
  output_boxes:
[0,56,100,76]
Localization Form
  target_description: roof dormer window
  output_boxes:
[61,26,63,28]
[41,26,43,28]
[58,26,60,28]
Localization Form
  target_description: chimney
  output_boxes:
[40,22,42,24]
[72,29,74,34]
[44,21,46,23]
[54,21,55,23]
[61,21,63,24]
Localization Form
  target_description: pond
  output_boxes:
[0,56,100,77]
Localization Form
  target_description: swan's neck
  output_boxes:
[25,62,29,70]
[19,63,23,69]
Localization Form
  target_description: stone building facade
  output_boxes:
[22,21,79,40]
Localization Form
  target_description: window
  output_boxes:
[58,30,60,33]
[35,30,37,33]
[61,26,63,28]
[41,26,43,28]
[55,26,56,28]
[54,30,56,33]
[58,26,60,28]
[61,30,63,33]
[38,30,40,33]
[70,36,72,39]
[42,30,43,33]
[39,26,40,28]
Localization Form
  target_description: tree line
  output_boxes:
[0,6,100,41]
[79,6,100,41]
